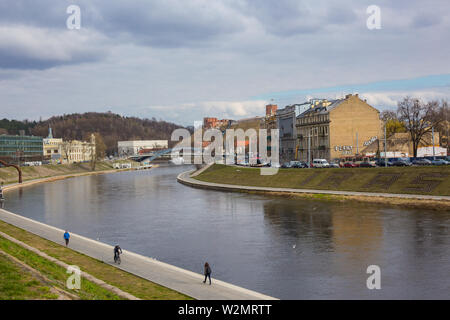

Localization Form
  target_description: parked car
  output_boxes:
[359,161,376,168]
[302,161,311,168]
[343,162,357,168]
[290,161,308,168]
[328,163,340,168]
[431,159,449,166]
[270,162,281,168]
[312,159,330,168]
[281,162,292,168]
[392,159,412,166]
[375,159,393,167]
[412,159,432,166]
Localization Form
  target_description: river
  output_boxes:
[3,165,450,299]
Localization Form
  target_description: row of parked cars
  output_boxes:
[374,156,450,167]
[279,156,450,168]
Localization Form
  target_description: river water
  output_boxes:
[3,165,450,299]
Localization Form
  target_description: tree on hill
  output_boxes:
[0,119,37,135]
[29,112,184,155]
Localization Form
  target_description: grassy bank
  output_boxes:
[0,234,121,300]
[0,252,61,300]
[0,220,192,300]
[0,161,118,185]
[195,164,450,196]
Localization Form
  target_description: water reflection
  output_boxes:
[3,165,450,299]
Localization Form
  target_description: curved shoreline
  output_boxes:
[177,170,450,210]
[2,168,134,194]
[0,165,276,300]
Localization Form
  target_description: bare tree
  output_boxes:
[397,97,443,157]
[61,142,71,164]
[380,110,397,122]
[432,100,449,151]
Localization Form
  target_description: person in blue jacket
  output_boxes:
[63,230,70,246]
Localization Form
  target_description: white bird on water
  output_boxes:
[293,244,296,249]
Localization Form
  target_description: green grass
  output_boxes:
[0,254,59,300]
[0,235,121,300]
[195,164,450,196]
[0,220,192,300]
[0,161,118,184]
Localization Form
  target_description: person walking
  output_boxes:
[114,245,123,264]
[203,262,212,285]
[63,230,70,247]
[0,182,4,208]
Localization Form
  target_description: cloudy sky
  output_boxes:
[1,0,449,125]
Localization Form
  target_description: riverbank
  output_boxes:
[0,219,190,300]
[0,161,119,185]
[181,165,450,210]
[0,161,161,194]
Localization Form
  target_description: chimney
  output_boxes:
[266,104,277,116]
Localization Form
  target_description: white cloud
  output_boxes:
[0,25,106,69]
[361,89,450,111]
[137,100,268,125]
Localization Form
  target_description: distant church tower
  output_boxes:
[47,127,54,139]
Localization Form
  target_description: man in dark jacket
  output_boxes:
[203,262,212,285]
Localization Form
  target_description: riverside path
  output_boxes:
[0,208,277,300]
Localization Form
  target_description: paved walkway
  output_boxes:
[177,170,450,201]
[0,208,276,300]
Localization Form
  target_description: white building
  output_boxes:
[62,136,96,164]
[43,128,63,163]
[118,140,168,156]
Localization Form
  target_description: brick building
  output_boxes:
[296,94,382,162]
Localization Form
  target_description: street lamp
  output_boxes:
[307,128,311,168]
[384,122,387,167]
[432,125,435,160]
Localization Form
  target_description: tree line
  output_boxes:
[0,112,185,156]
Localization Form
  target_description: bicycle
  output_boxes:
[114,253,121,264]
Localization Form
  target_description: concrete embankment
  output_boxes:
[0,208,276,300]
[1,164,161,194]
[177,169,450,209]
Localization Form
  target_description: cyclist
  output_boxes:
[114,245,122,263]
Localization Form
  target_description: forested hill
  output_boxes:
[1,112,186,155]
